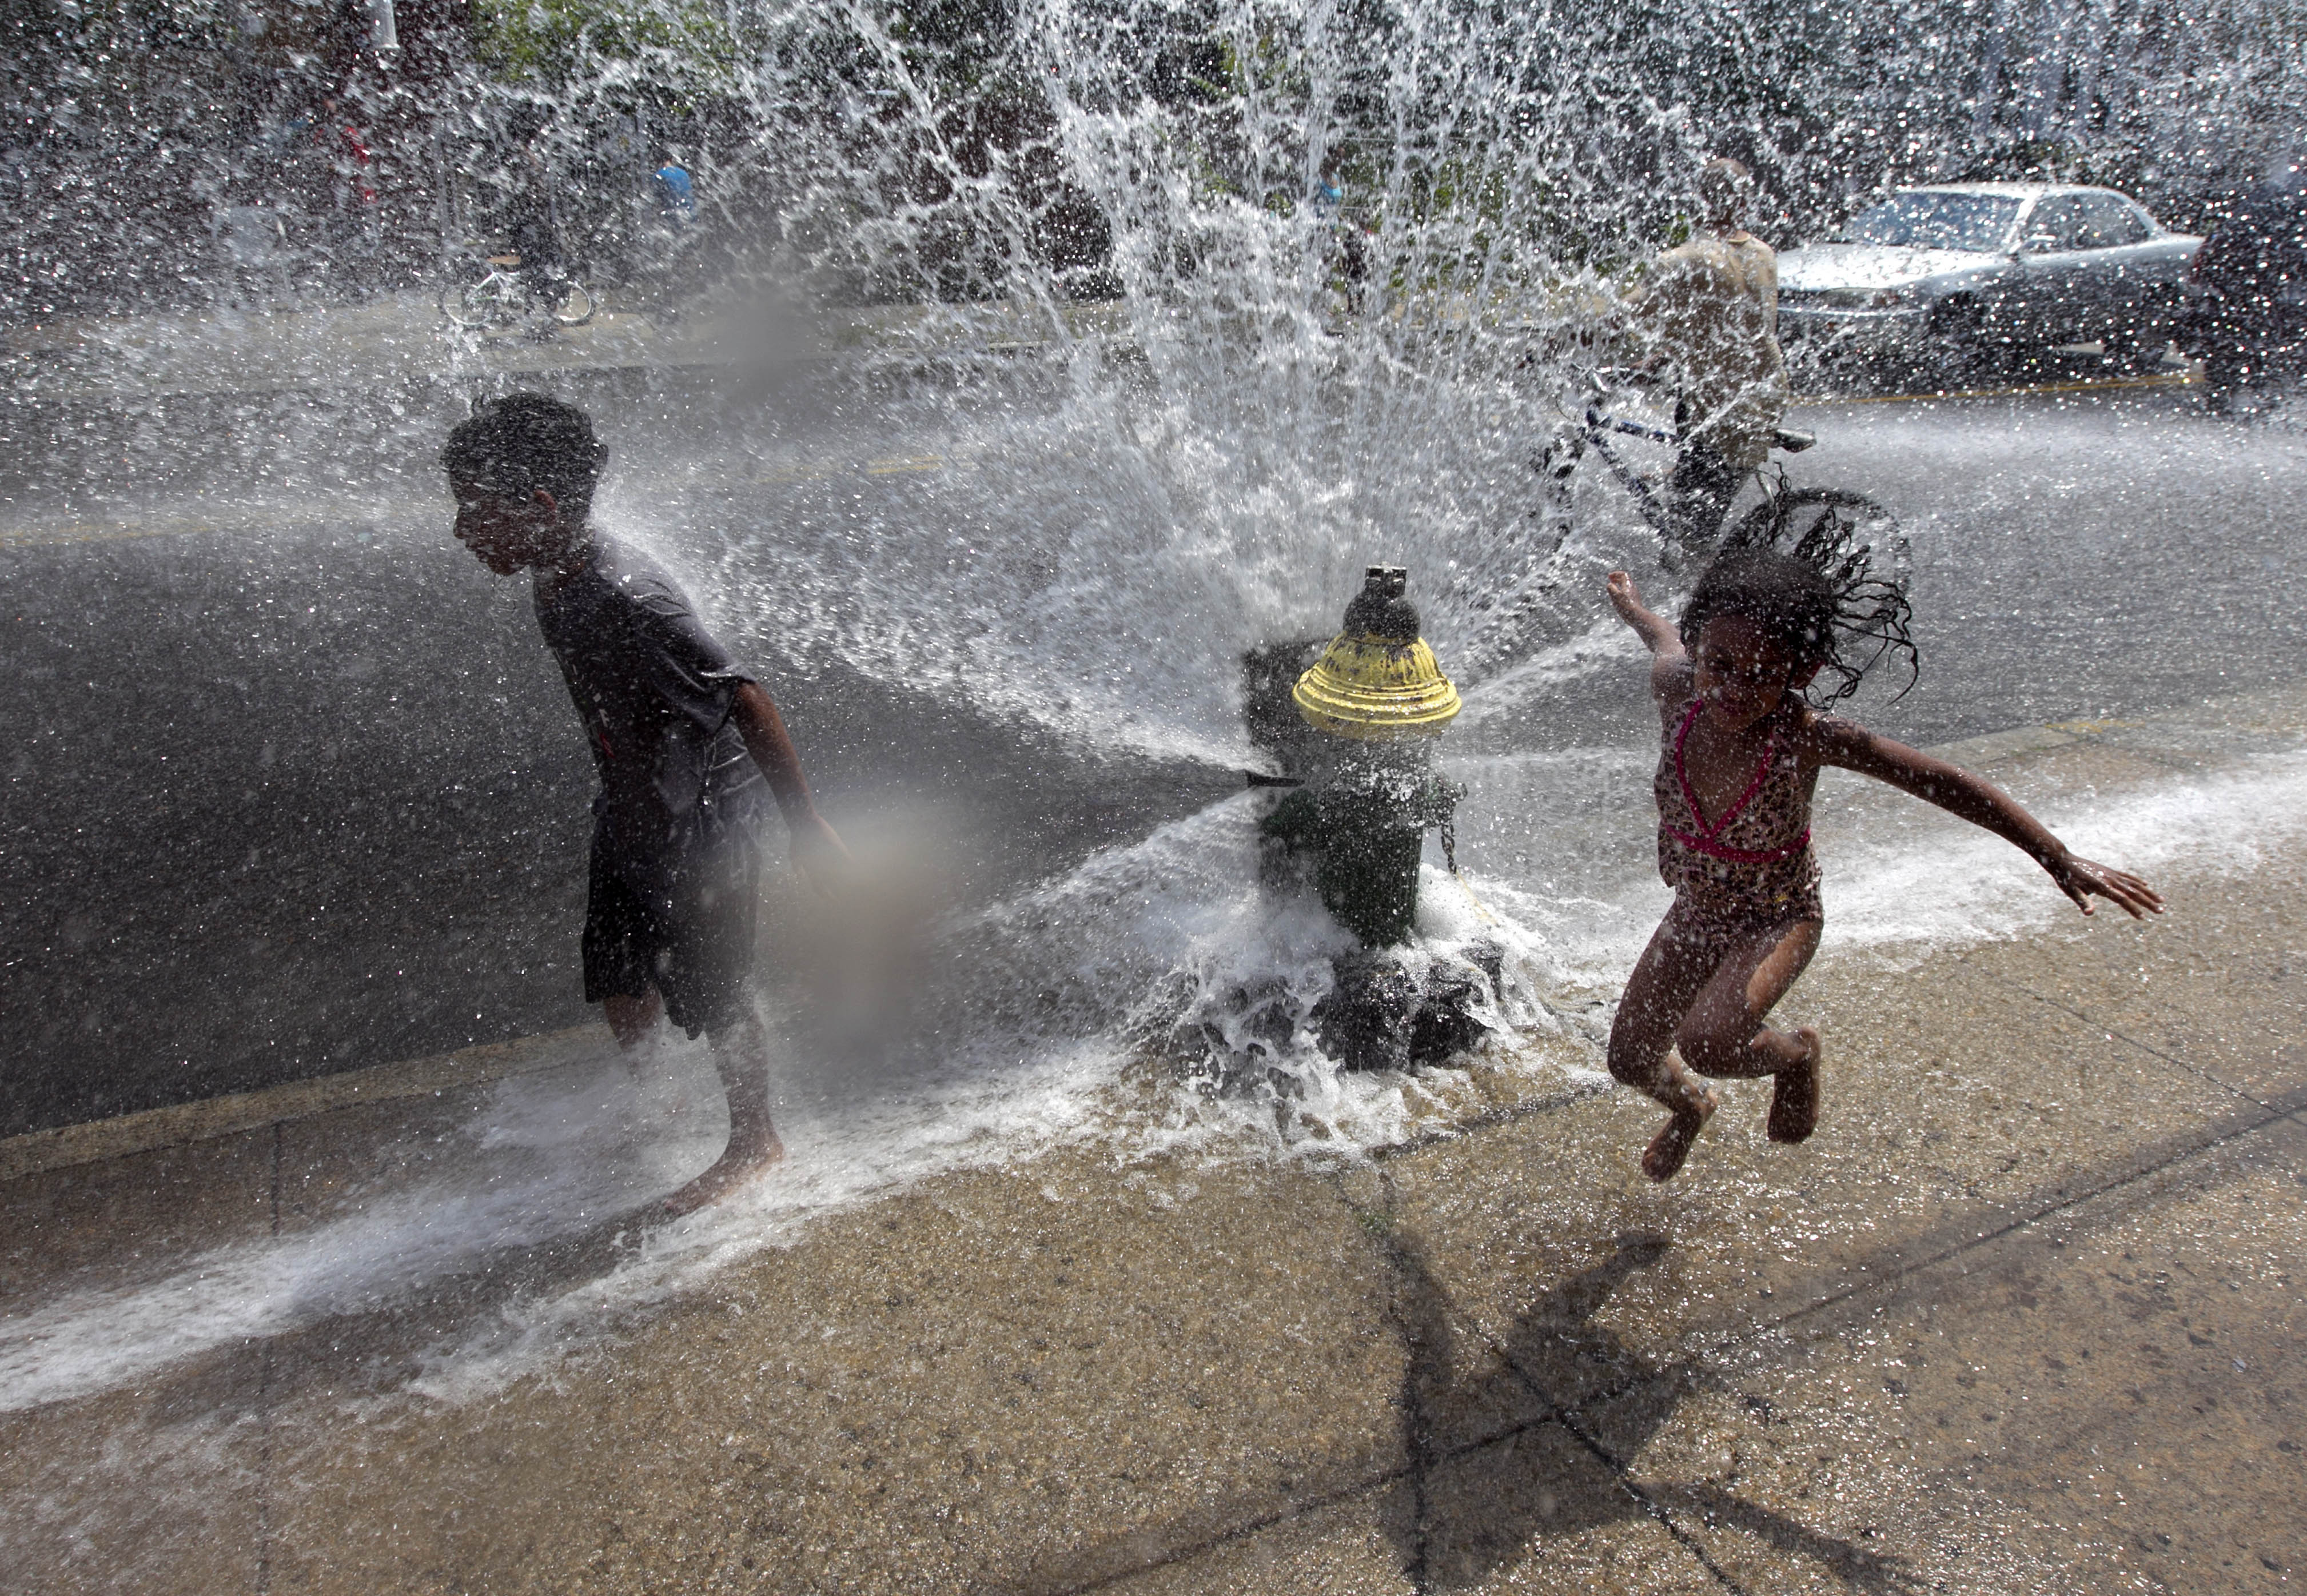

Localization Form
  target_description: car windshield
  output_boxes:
[1839,193,2024,252]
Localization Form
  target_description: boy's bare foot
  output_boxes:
[663,1130,786,1216]
[1642,1078,1718,1182]
[1767,1027,1822,1144]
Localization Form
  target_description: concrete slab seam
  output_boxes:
[1369,1075,1614,1163]
[1031,1165,1744,1595]
[1968,962,2307,1127]
[1035,1404,1704,1596]
[0,1023,608,1183]
[1372,1165,1747,1595]
[1548,1102,2294,1441]
[1033,1462,1411,1595]
[1360,967,2307,1588]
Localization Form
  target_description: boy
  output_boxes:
[441,393,846,1214]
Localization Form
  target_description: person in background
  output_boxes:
[653,155,697,227]
[2186,154,2307,412]
[1627,157,1792,551]
[504,104,564,306]
[1311,159,1368,314]
[319,96,377,286]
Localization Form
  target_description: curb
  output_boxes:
[0,1024,608,1184]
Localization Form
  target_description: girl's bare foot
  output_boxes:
[1767,1027,1822,1144]
[663,1128,786,1216]
[1642,1076,1718,1181]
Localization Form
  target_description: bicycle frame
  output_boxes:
[1558,401,1682,537]
[1534,379,1826,569]
[440,253,595,332]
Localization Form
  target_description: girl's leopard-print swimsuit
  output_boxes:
[1653,696,1824,928]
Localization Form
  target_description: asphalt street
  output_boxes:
[0,466,1234,1134]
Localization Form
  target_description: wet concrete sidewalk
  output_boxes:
[3,713,2304,1594]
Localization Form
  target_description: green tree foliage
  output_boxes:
[471,0,740,98]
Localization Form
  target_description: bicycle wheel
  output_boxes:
[441,276,509,330]
[548,282,596,326]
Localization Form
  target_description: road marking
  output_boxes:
[1794,370,2199,406]
[0,506,409,551]
[0,452,976,549]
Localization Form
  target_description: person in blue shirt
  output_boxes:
[653,158,697,226]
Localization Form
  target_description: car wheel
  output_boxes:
[2109,291,2184,374]
[1924,298,2000,386]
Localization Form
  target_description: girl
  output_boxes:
[1604,543,2162,1181]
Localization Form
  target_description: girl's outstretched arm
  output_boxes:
[1605,572,1688,705]
[1808,718,2164,919]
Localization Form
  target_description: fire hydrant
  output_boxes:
[1260,565,1465,947]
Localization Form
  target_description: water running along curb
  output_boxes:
[6,684,2295,1187]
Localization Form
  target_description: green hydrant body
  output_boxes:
[1261,770,1460,947]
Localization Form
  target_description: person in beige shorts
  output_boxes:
[1627,157,1793,549]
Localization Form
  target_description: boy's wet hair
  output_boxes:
[1680,509,1918,706]
[440,393,609,516]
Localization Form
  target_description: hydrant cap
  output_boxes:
[1292,565,1461,740]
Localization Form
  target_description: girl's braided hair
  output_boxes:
[1679,496,1919,705]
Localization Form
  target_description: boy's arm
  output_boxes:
[1605,572,1688,705]
[731,680,849,889]
[1809,718,2163,919]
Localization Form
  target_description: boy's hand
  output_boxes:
[2047,853,2164,920]
[1606,570,1643,620]
[790,812,852,898]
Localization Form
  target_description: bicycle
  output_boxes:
[438,249,596,332]
[1533,368,1900,574]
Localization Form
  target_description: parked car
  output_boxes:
[2178,167,2307,412]
[1776,183,2200,379]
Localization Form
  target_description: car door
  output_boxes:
[2005,194,2099,349]
[2071,191,2171,348]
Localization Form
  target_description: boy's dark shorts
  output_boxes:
[582,839,760,1038]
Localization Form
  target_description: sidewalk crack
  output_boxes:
[1968,962,2299,1123]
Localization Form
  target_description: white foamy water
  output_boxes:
[3,736,2301,1413]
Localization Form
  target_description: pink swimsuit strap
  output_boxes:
[1664,699,1811,865]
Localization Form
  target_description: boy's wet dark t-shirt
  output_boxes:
[533,536,770,889]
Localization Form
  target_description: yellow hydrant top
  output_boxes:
[1292,566,1461,741]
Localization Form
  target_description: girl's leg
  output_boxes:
[1608,903,1732,1181]
[1672,917,1824,1143]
